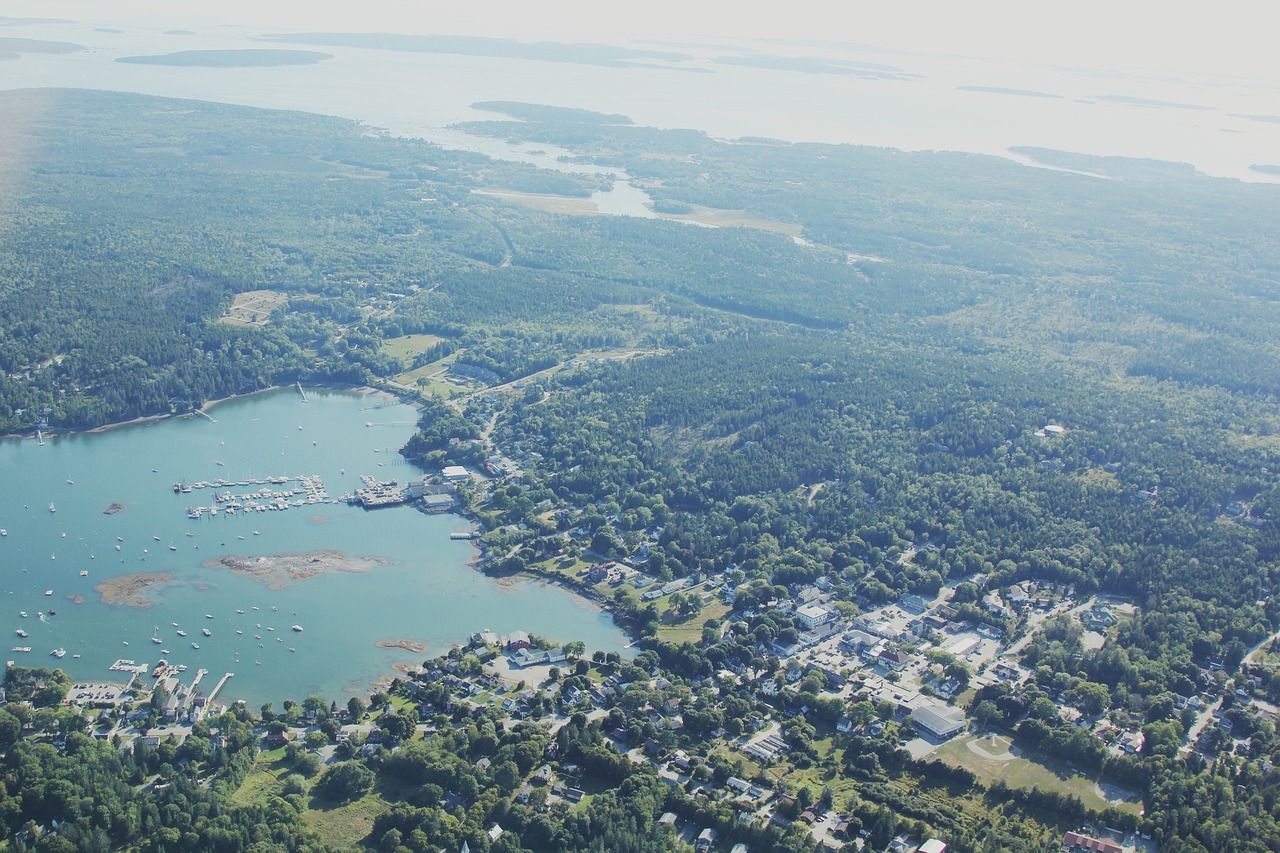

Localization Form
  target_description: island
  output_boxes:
[116,49,333,68]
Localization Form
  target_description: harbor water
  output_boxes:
[0,387,629,706]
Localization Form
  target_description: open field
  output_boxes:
[220,289,288,326]
[935,733,1141,815]
[380,333,446,362]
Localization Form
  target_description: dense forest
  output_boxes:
[3,88,1280,851]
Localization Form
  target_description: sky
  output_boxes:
[10,0,1279,86]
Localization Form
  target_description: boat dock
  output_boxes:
[352,475,410,508]
[296,381,308,402]
[450,530,479,540]
[208,671,234,702]
[183,474,336,518]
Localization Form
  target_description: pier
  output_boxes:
[196,410,217,423]
[208,671,234,703]
[296,381,308,402]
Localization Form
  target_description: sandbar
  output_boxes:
[96,572,170,608]
[204,549,394,590]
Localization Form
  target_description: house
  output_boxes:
[441,465,470,482]
[919,841,947,853]
[900,594,929,614]
[696,828,717,851]
[1062,832,1122,853]
[909,704,967,740]
[796,603,834,631]
[878,648,910,671]
[507,630,531,651]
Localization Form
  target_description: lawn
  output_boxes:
[380,333,446,361]
[934,733,1141,815]
[656,600,731,643]
[227,748,291,808]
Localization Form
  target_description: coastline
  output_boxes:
[1,380,418,442]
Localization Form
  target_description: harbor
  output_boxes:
[0,387,630,705]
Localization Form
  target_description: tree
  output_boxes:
[318,761,375,801]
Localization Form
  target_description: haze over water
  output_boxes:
[2,11,1279,183]
[0,389,628,706]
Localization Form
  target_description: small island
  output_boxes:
[204,549,393,589]
[95,572,170,608]
[102,501,127,515]
[116,49,332,68]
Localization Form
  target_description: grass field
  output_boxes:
[380,333,446,361]
[934,733,1141,815]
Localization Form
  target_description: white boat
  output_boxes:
[0,529,6,536]
[48,502,55,513]
[191,642,200,649]
[15,628,27,637]
[115,545,121,551]
[176,630,187,637]
[50,648,65,657]
[11,646,30,653]
[160,649,170,654]
[80,570,88,577]
[117,537,124,542]
[151,637,162,644]
[201,628,211,637]
[18,611,26,618]
[291,625,303,632]
[205,614,214,619]
[44,589,52,596]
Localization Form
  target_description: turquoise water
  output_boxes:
[0,388,628,706]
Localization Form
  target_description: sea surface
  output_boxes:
[1,19,1278,183]
[0,388,629,706]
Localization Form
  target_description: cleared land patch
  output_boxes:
[221,289,287,326]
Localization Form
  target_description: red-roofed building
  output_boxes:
[1062,832,1122,853]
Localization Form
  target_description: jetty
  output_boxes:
[208,671,234,702]
[296,381,308,402]
[196,410,216,423]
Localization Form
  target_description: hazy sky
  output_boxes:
[12,0,1279,85]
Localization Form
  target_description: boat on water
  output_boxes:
[235,629,243,635]
[15,628,27,637]
[153,536,161,542]
[11,646,30,653]
[80,570,88,577]
[18,612,26,618]
[169,545,176,551]
[205,614,214,619]
[176,630,187,637]
[236,609,245,614]
[191,642,200,649]
[115,545,121,551]
[175,664,187,671]
[50,648,65,658]
[48,502,55,513]
[201,628,211,637]
[116,536,124,542]
[291,625,303,632]
[44,590,52,596]
[151,637,162,645]
[0,529,6,536]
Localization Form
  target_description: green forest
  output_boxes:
[3,88,1280,852]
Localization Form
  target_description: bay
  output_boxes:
[0,388,629,707]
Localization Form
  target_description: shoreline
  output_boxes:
[0,380,419,442]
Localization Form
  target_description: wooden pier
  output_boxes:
[296,381,308,402]
[208,671,234,703]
